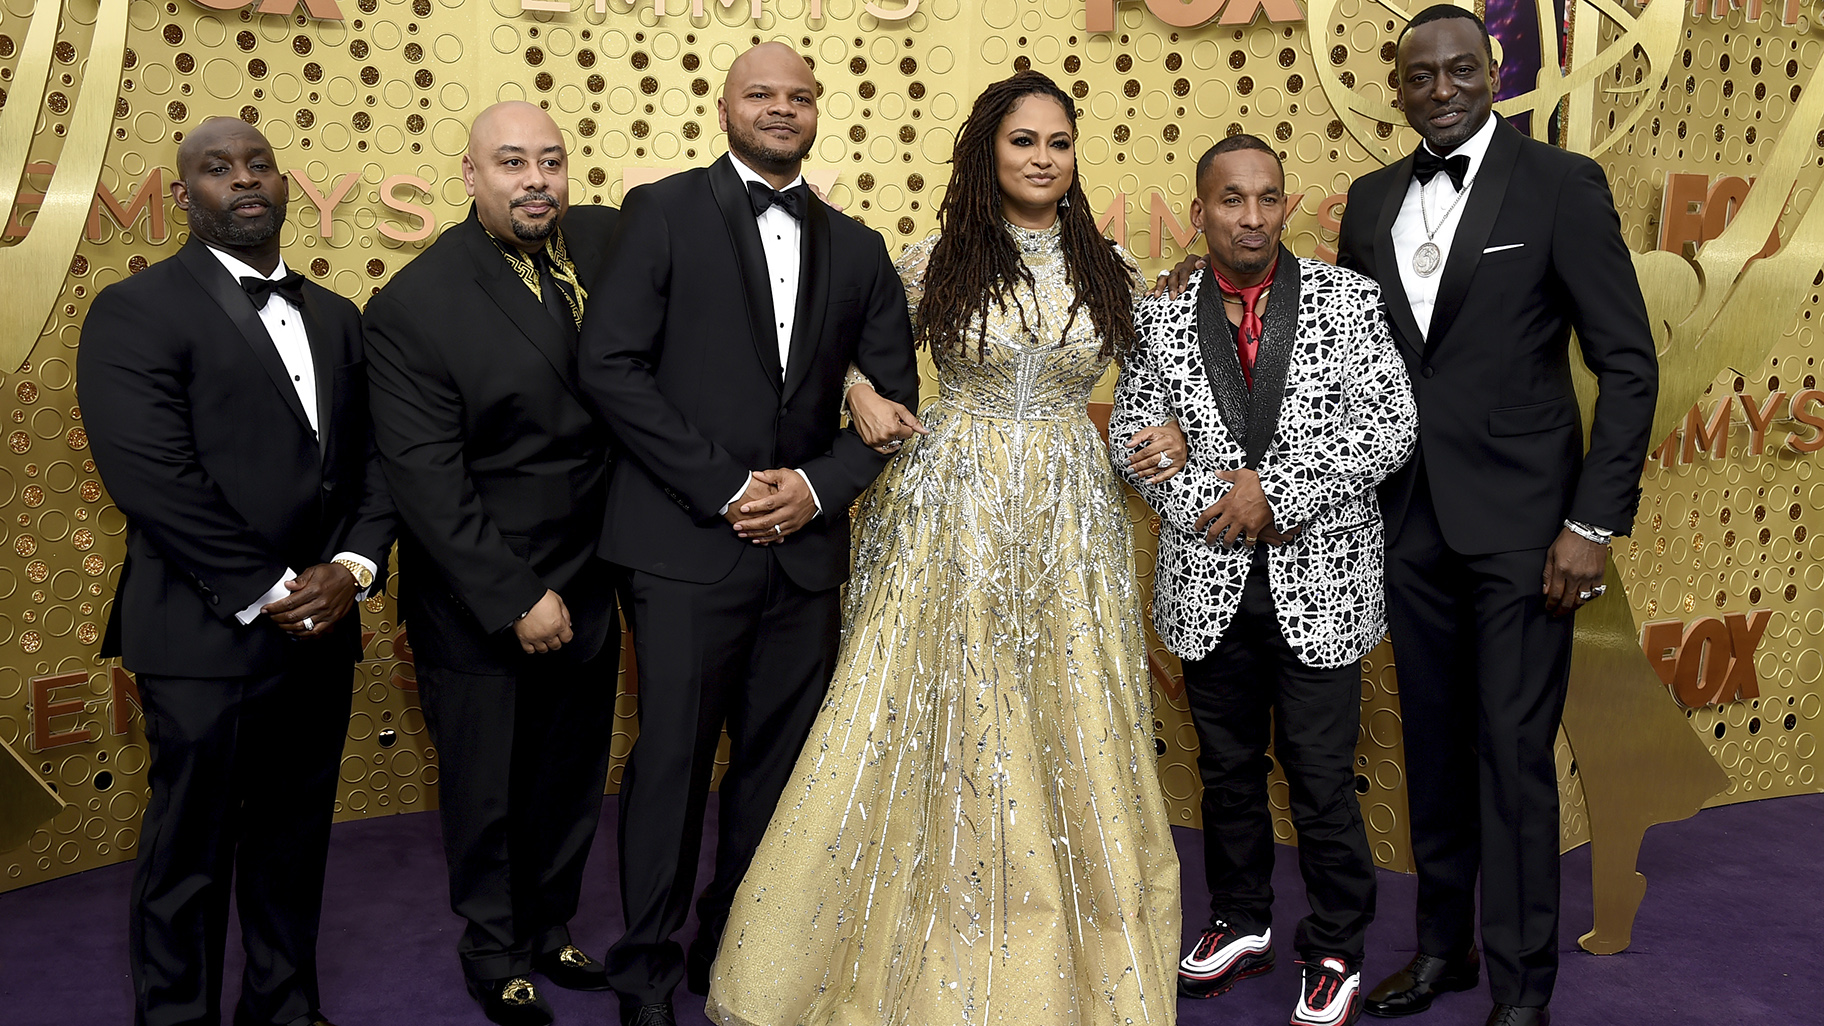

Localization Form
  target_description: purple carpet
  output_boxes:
[3,793,1817,1025]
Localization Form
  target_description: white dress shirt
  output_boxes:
[721,155,821,519]
[1390,113,1499,338]
[729,154,804,374]
[207,246,376,623]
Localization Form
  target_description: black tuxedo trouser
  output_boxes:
[417,648,618,982]
[1181,550,1377,962]
[1385,464,1573,1008]
[606,544,841,1007]
[129,645,352,1026]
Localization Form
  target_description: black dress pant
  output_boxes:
[417,646,618,982]
[605,544,841,1007]
[129,643,353,1026]
[1385,466,1573,1008]
[1181,549,1376,963]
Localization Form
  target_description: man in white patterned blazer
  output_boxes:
[1113,134,1416,1026]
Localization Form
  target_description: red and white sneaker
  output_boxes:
[1292,956,1362,1026]
[1178,921,1274,998]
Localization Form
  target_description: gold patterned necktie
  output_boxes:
[491,230,588,329]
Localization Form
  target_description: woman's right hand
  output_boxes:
[848,380,930,453]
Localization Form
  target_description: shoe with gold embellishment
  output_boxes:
[464,975,554,1026]
[533,943,612,991]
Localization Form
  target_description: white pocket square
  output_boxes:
[1483,243,1525,254]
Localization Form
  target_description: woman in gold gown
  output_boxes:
[706,72,1184,1026]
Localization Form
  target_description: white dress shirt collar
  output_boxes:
[728,152,806,194]
[206,244,291,283]
[1419,111,1499,187]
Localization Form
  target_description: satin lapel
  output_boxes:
[1241,249,1301,470]
[781,199,830,404]
[175,241,313,434]
[464,219,588,406]
[1424,117,1519,360]
[1372,154,1425,357]
[1192,271,1251,448]
[298,285,336,459]
[707,156,783,390]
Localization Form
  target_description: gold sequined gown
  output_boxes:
[706,222,1180,1026]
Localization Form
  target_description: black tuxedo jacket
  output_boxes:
[580,155,919,590]
[364,205,622,674]
[78,240,395,677]
[1337,117,1658,554]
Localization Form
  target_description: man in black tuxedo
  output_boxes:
[78,118,394,1026]
[579,42,919,1026]
[1335,8,1658,1026]
[364,101,621,1026]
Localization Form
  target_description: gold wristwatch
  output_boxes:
[334,557,375,589]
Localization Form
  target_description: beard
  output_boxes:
[189,195,285,247]
[1418,105,1486,152]
[509,191,561,244]
[727,119,815,174]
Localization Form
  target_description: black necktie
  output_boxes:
[747,180,809,220]
[240,271,305,309]
[533,252,573,330]
[1412,147,1471,190]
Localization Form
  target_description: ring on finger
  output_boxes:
[1578,589,1593,600]
[773,524,783,536]
[1590,584,1607,598]
[1156,453,1173,469]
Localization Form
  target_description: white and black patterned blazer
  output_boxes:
[1111,256,1417,667]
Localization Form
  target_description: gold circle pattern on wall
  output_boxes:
[3,0,1821,892]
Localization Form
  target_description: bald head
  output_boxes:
[463,101,569,252]
[176,117,273,181]
[718,43,818,187]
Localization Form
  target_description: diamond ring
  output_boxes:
[1156,453,1173,469]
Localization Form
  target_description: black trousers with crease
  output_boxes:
[1384,462,1574,1008]
[605,544,840,1007]
[130,643,351,1026]
[417,642,619,983]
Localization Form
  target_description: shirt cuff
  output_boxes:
[237,568,298,625]
[719,475,754,517]
[331,551,379,599]
[793,468,823,518]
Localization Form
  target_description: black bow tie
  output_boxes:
[747,180,809,220]
[240,271,305,309]
[1412,147,1471,190]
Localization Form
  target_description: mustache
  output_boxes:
[511,191,558,209]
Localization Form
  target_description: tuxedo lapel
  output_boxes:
[1424,117,1520,359]
[780,199,830,404]
[1191,271,1251,448]
[708,156,783,390]
[175,241,314,435]
[298,286,336,458]
[1372,155,1425,357]
[463,217,587,406]
[1241,249,1301,470]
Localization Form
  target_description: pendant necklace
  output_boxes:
[1414,171,1475,278]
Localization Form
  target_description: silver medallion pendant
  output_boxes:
[1413,241,1442,277]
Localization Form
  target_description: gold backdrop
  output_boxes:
[3,0,1822,907]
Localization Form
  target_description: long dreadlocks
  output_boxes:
[917,71,1138,362]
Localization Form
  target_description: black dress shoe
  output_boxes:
[1487,1005,1549,1026]
[1363,951,1480,1017]
[533,944,612,991]
[465,976,555,1026]
[620,1002,676,1026]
